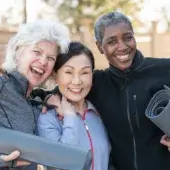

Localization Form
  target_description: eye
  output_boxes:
[107,39,117,45]
[124,35,133,42]
[33,50,41,55]
[82,72,89,75]
[48,56,56,62]
[65,71,72,75]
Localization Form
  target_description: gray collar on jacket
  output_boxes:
[8,71,28,96]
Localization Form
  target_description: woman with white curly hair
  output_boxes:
[0,20,70,170]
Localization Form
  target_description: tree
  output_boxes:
[55,0,143,32]
[23,0,27,23]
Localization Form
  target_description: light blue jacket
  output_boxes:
[38,101,110,170]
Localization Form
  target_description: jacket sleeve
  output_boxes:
[0,104,13,168]
[0,77,15,168]
[86,70,100,102]
[0,156,13,167]
[0,101,15,167]
[0,102,12,128]
[31,86,59,101]
[37,109,80,145]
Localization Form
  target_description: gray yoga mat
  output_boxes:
[0,128,91,170]
[145,85,170,137]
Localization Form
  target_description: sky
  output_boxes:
[140,0,170,20]
[138,0,170,32]
[0,0,57,24]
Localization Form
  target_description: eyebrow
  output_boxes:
[105,31,133,41]
[64,65,91,69]
[33,46,42,51]
[106,36,116,41]
[124,32,133,36]
[33,46,57,57]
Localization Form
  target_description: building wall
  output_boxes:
[1,29,170,69]
[0,29,16,66]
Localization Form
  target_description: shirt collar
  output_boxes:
[86,100,98,114]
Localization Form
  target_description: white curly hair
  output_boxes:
[2,20,70,72]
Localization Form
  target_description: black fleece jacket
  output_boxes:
[88,50,170,170]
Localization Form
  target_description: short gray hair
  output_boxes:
[94,11,133,44]
[2,20,70,71]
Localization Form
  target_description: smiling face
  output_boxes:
[97,22,136,70]
[16,40,58,89]
[56,53,93,104]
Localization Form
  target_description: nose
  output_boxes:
[72,75,81,85]
[39,56,48,66]
[117,40,128,51]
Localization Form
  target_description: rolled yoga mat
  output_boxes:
[0,128,91,170]
[145,85,170,137]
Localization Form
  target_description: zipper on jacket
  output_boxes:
[133,95,140,128]
[82,110,94,170]
[126,90,138,170]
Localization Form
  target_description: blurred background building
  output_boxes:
[0,0,170,68]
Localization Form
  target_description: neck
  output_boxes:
[26,85,33,98]
[70,99,86,116]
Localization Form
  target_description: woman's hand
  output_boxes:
[42,94,61,113]
[42,94,76,116]
[56,96,76,116]
[0,150,30,167]
[160,135,170,152]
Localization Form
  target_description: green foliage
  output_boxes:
[44,0,143,31]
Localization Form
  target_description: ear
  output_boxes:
[95,41,104,54]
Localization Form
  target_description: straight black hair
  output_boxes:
[54,41,95,72]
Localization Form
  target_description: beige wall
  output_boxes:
[136,32,170,58]
[0,29,16,65]
[1,28,170,69]
[154,33,170,57]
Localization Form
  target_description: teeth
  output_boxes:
[116,54,129,61]
[70,88,82,92]
[31,67,44,74]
